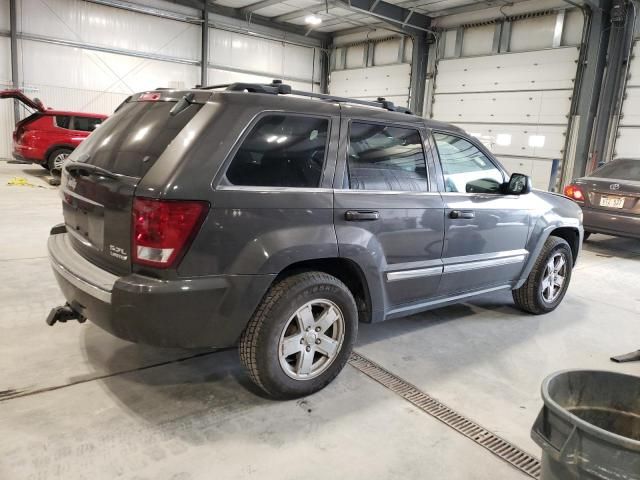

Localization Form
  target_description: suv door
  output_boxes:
[429,131,530,295]
[333,117,445,317]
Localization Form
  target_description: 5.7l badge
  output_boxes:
[109,245,128,261]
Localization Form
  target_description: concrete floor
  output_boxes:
[1,159,639,479]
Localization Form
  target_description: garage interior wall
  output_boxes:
[329,30,413,107]
[428,9,584,190]
[613,37,640,159]
[1,0,13,159]
[0,0,321,160]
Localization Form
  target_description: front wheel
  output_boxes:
[513,236,573,314]
[239,272,358,399]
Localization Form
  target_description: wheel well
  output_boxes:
[549,227,579,265]
[45,144,74,161]
[276,258,372,323]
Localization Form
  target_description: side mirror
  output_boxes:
[505,173,532,195]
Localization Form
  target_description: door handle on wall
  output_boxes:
[450,210,475,219]
[345,210,380,221]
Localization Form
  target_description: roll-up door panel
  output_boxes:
[614,41,640,159]
[433,90,572,125]
[434,48,579,94]
[330,64,410,100]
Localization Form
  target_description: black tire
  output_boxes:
[583,232,592,241]
[47,148,73,173]
[513,236,573,315]
[239,272,358,399]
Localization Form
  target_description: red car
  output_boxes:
[1,90,107,171]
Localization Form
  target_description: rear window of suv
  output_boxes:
[226,114,329,188]
[70,100,202,178]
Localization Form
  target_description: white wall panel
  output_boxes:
[330,64,410,102]
[208,29,318,85]
[435,48,579,93]
[433,90,572,125]
[19,40,199,94]
[461,24,494,57]
[0,0,9,30]
[0,37,12,160]
[510,14,556,52]
[18,0,201,61]
[619,87,640,127]
[208,68,312,91]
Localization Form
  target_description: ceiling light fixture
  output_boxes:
[305,14,322,26]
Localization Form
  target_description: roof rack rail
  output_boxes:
[196,80,413,114]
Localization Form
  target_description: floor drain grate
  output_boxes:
[349,352,541,479]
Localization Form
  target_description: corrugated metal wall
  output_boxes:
[428,9,585,190]
[0,0,321,160]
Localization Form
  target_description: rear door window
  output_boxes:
[346,122,428,192]
[73,116,103,132]
[226,114,329,188]
[56,116,72,129]
[71,100,202,178]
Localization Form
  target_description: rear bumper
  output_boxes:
[48,229,274,348]
[582,207,640,239]
[13,144,44,163]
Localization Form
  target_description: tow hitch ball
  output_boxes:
[46,304,87,326]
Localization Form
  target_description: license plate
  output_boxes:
[599,196,625,209]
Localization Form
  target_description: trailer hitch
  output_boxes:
[46,303,87,326]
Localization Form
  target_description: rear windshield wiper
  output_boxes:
[65,162,118,179]
[169,93,195,116]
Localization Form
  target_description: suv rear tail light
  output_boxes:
[132,198,208,268]
[564,184,585,202]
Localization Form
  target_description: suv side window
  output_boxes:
[226,114,329,188]
[55,116,72,129]
[432,132,504,194]
[347,122,428,192]
[73,116,103,132]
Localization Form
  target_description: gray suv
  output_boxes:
[47,82,583,399]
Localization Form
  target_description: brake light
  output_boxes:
[564,184,585,201]
[139,92,162,101]
[132,198,208,268]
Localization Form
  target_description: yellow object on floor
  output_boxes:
[7,176,46,188]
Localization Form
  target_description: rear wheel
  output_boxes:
[583,232,592,241]
[47,148,73,173]
[239,272,358,399]
[513,236,573,314]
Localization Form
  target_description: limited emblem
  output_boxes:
[609,183,621,190]
[67,176,77,190]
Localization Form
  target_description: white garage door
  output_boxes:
[613,39,640,159]
[330,37,412,108]
[432,47,580,190]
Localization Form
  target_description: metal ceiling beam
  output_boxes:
[334,0,433,35]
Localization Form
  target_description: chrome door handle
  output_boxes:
[345,210,380,221]
[450,210,475,219]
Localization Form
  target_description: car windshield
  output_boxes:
[590,159,640,181]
